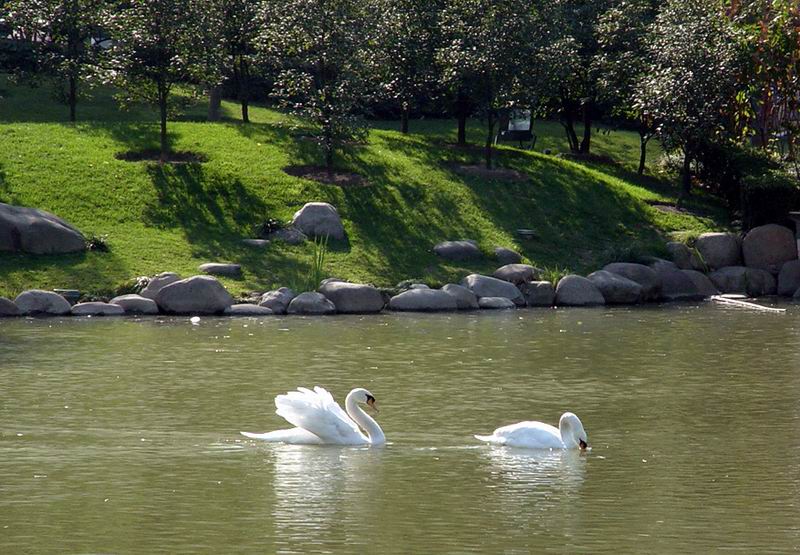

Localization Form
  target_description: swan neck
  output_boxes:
[345,391,385,445]
[559,416,578,449]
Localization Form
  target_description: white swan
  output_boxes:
[475,412,588,450]
[240,386,385,446]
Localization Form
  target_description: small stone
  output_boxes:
[587,270,642,304]
[442,283,479,310]
[478,297,516,309]
[14,290,71,315]
[554,275,605,306]
[268,227,307,245]
[199,263,242,277]
[388,289,458,312]
[71,302,125,316]
[110,294,159,314]
[140,272,181,300]
[0,297,20,316]
[291,203,346,240]
[603,263,661,301]
[287,292,337,315]
[461,274,525,306]
[242,239,270,248]
[518,281,555,307]
[492,264,540,285]
[319,282,385,313]
[225,304,275,315]
[258,287,296,314]
[433,240,482,261]
[494,247,522,264]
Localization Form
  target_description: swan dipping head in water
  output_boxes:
[241,386,385,446]
[475,412,588,450]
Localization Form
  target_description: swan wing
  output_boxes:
[274,386,365,445]
[240,428,323,445]
[476,421,565,449]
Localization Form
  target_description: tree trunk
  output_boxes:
[579,100,592,154]
[638,133,649,175]
[208,86,222,121]
[401,103,409,134]
[240,59,250,123]
[560,93,580,153]
[456,91,469,145]
[680,148,692,201]
[485,110,495,169]
[159,85,169,163]
[68,75,77,122]
[325,145,333,175]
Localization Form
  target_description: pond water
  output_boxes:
[1,304,799,553]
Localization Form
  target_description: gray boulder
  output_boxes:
[681,270,719,297]
[388,289,458,312]
[319,281,384,313]
[494,247,522,264]
[554,275,605,306]
[0,202,85,254]
[492,264,540,285]
[478,297,516,309]
[287,292,336,315]
[434,240,482,261]
[258,287,297,314]
[666,242,705,271]
[461,273,525,306]
[14,290,71,315]
[225,304,275,315]
[290,202,345,240]
[0,297,20,316]
[709,266,777,297]
[742,224,797,274]
[695,232,741,270]
[268,227,307,245]
[140,272,181,300]
[602,263,661,301]
[651,264,702,301]
[110,294,159,314]
[199,263,242,277]
[71,302,125,316]
[519,281,555,307]
[154,275,234,314]
[442,283,479,310]
[777,259,800,297]
[587,270,643,304]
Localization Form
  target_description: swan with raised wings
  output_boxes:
[241,386,385,446]
[475,412,588,450]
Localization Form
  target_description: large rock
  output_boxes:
[319,281,384,313]
[0,297,20,316]
[666,242,704,271]
[14,290,71,315]
[554,275,605,306]
[587,270,642,304]
[140,272,181,300]
[709,266,777,297]
[154,275,234,314]
[258,287,296,314]
[442,283,479,310]
[110,294,159,314]
[290,202,345,240]
[199,263,241,277]
[742,224,797,274]
[287,292,336,315]
[494,247,522,265]
[602,263,661,301]
[434,240,482,261]
[388,288,458,312]
[681,270,719,297]
[0,202,85,254]
[519,281,555,307]
[225,304,275,315]
[777,259,800,297]
[71,302,125,316]
[695,232,741,270]
[478,297,516,309]
[492,264,540,285]
[461,274,525,306]
[651,264,701,301]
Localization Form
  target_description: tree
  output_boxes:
[375,0,440,134]
[635,0,748,198]
[259,0,378,173]
[595,0,660,174]
[103,0,218,161]
[217,0,261,123]
[437,0,539,168]
[5,0,104,121]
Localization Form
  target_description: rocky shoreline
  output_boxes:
[2,222,799,317]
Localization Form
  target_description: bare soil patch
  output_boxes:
[284,165,368,187]
[115,150,207,164]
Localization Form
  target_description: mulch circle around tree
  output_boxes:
[115,150,208,164]
[445,162,529,182]
[284,165,368,187]
[646,200,702,216]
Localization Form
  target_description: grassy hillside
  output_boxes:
[0,75,729,298]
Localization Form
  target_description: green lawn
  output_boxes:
[0,75,729,298]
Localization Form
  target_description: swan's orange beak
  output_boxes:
[366,397,378,412]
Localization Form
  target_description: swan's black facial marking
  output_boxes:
[365,394,376,408]
[579,439,588,450]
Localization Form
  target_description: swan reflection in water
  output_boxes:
[270,444,385,547]
[481,446,587,537]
